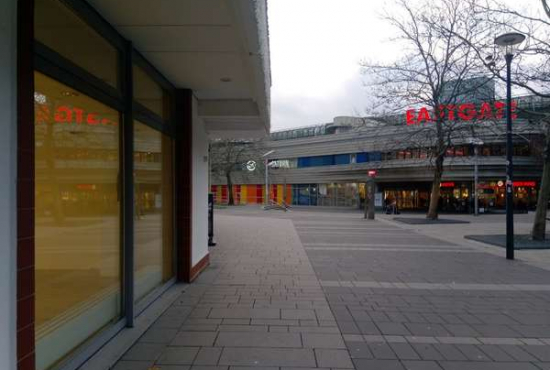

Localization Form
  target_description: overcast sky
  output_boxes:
[268,0,400,131]
[267,0,538,132]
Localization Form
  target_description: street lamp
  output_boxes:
[495,32,526,260]
[468,138,484,216]
[262,150,275,205]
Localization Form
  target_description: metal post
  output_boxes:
[265,158,269,205]
[474,145,479,216]
[505,53,515,260]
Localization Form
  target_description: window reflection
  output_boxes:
[35,0,119,89]
[134,121,174,302]
[34,72,121,370]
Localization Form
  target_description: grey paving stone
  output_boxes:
[302,333,346,349]
[402,361,443,370]
[219,348,316,367]
[474,325,522,337]
[112,361,154,370]
[251,319,299,326]
[497,345,539,361]
[172,332,218,346]
[352,359,406,370]
[336,321,361,334]
[454,344,492,361]
[439,362,540,370]
[410,344,445,361]
[389,343,421,360]
[404,323,451,337]
[346,341,373,359]
[315,349,354,368]
[222,319,251,325]
[194,347,223,366]
[140,328,179,344]
[368,342,398,359]
[282,309,317,320]
[122,343,166,361]
[432,344,468,361]
[157,347,200,365]
[180,325,219,332]
[443,324,481,337]
[231,367,278,370]
[523,346,550,361]
[216,332,302,348]
[477,345,515,362]
[209,308,280,320]
[377,322,411,336]
[218,325,268,332]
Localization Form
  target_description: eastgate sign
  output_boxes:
[406,101,518,126]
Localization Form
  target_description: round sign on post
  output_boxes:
[246,160,257,172]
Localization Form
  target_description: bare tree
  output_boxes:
[209,139,265,205]
[448,0,550,239]
[361,0,488,219]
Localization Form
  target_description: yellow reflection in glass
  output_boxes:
[134,121,174,302]
[34,72,121,370]
[35,0,119,89]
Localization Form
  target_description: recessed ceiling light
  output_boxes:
[220,77,232,83]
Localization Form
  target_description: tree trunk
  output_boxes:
[532,136,550,240]
[427,155,444,220]
[226,173,234,206]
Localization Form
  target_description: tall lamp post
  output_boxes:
[262,150,275,205]
[495,32,526,260]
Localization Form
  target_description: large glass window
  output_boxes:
[134,122,174,302]
[34,72,121,370]
[133,64,171,119]
[34,0,119,89]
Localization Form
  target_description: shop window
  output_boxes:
[134,122,174,302]
[491,144,503,156]
[335,154,351,165]
[133,64,171,120]
[455,146,465,156]
[514,144,530,156]
[35,0,119,89]
[357,153,369,163]
[34,72,121,370]
[482,146,491,156]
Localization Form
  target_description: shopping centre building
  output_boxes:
[211,98,548,213]
[0,0,270,369]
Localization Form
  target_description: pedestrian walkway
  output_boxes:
[113,213,353,370]
[114,207,550,370]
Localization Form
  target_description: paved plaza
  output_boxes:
[114,207,550,370]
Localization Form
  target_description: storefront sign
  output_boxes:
[513,181,536,187]
[368,170,377,177]
[36,104,118,127]
[406,101,517,126]
[440,182,455,188]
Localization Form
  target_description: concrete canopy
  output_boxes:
[88,0,271,138]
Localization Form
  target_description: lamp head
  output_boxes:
[494,32,526,57]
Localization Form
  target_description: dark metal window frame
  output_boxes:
[32,0,179,369]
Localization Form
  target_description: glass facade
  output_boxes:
[134,122,174,302]
[35,0,120,89]
[34,73,121,370]
[33,1,177,368]
[133,64,171,119]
